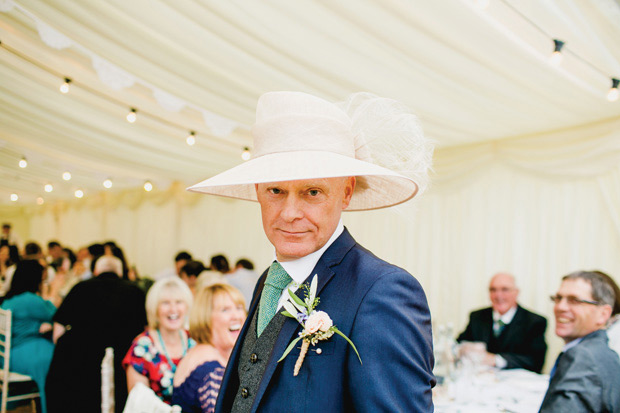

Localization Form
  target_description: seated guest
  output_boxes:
[209,254,230,274]
[46,256,147,413]
[539,270,620,412]
[1,260,63,413]
[226,259,259,309]
[123,276,195,404]
[153,251,192,281]
[173,283,246,412]
[457,272,547,373]
[180,260,206,295]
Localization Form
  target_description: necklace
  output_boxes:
[156,329,187,373]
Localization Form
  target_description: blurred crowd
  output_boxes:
[0,223,258,413]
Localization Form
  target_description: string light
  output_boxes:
[241,147,251,161]
[143,181,153,192]
[44,183,53,192]
[74,189,84,198]
[126,108,137,123]
[18,156,27,168]
[62,171,72,180]
[186,131,196,146]
[608,78,619,102]
[59,77,71,94]
[36,197,44,205]
[549,39,564,66]
[103,178,113,188]
[10,193,18,202]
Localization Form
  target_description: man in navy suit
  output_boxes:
[457,272,547,373]
[188,91,435,412]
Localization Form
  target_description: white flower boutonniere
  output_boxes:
[278,275,362,376]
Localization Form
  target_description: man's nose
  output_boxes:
[280,195,304,221]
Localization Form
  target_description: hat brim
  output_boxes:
[187,151,418,211]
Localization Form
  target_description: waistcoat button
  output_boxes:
[241,388,249,398]
[250,353,258,363]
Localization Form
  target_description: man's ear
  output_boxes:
[598,304,613,326]
[341,177,356,210]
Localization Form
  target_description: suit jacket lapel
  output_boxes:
[498,305,523,343]
[250,228,356,411]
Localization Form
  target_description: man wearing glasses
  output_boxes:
[539,270,620,412]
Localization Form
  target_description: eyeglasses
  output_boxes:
[549,295,601,306]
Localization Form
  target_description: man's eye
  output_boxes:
[308,189,319,196]
[269,188,281,194]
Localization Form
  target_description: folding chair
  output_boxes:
[0,308,40,413]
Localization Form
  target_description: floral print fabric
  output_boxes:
[123,330,195,403]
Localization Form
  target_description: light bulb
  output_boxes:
[75,189,84,198]
[19,157,27,168]
[10,193,18,202]
[549,39,564,66]
[241,147,251,161]
[60,78,71,94]
[607,78,619,102]
[103,179,113,189]
[144,181,153,192]
[63,171,72,181]
[126,108,137,123]
[36,197,45,205]
[44,184,53,193]
[186,131,196,146]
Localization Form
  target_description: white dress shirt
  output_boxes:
[492,305,518,368]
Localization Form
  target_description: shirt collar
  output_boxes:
[275,220,344,285]
[562,337,583,352]
[493,305,518,324]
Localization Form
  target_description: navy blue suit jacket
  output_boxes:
[215,228,435,412]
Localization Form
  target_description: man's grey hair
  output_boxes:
[562,270,616,307]
[94,255,123,277]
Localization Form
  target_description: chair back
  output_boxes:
[101,347,115,413]
[0,308,13,412]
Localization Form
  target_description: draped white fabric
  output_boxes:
[2,0,620,372]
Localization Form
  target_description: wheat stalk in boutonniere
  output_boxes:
[277,275,362,376]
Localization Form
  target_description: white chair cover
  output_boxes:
[122,382,181,413]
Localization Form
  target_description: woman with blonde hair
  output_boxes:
[172,283,246,412]
[123,276,195,404]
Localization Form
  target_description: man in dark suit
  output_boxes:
[457,272,547,373]
[539,270,620,412]
[188,91,435,412]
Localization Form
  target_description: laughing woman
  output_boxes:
[172,283,246,413]
[123,277,195,404]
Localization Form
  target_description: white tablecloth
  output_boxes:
[434,368,549,413]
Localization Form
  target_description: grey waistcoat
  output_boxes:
[231,307,288,412]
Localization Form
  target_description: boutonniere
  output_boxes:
[277,275,362,376]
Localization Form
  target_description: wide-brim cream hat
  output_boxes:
[188,91,433,211]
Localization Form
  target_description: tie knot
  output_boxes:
[265,261,292,290]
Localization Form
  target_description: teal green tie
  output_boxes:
[257,261,292,337]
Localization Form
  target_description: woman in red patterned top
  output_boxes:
[123,276,195,404]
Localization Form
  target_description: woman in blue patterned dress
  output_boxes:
[172,283,246,412]
[1,259,63,413]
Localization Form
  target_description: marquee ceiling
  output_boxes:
[1,0,619,205]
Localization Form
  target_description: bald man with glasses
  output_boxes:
[539,270,620,412]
